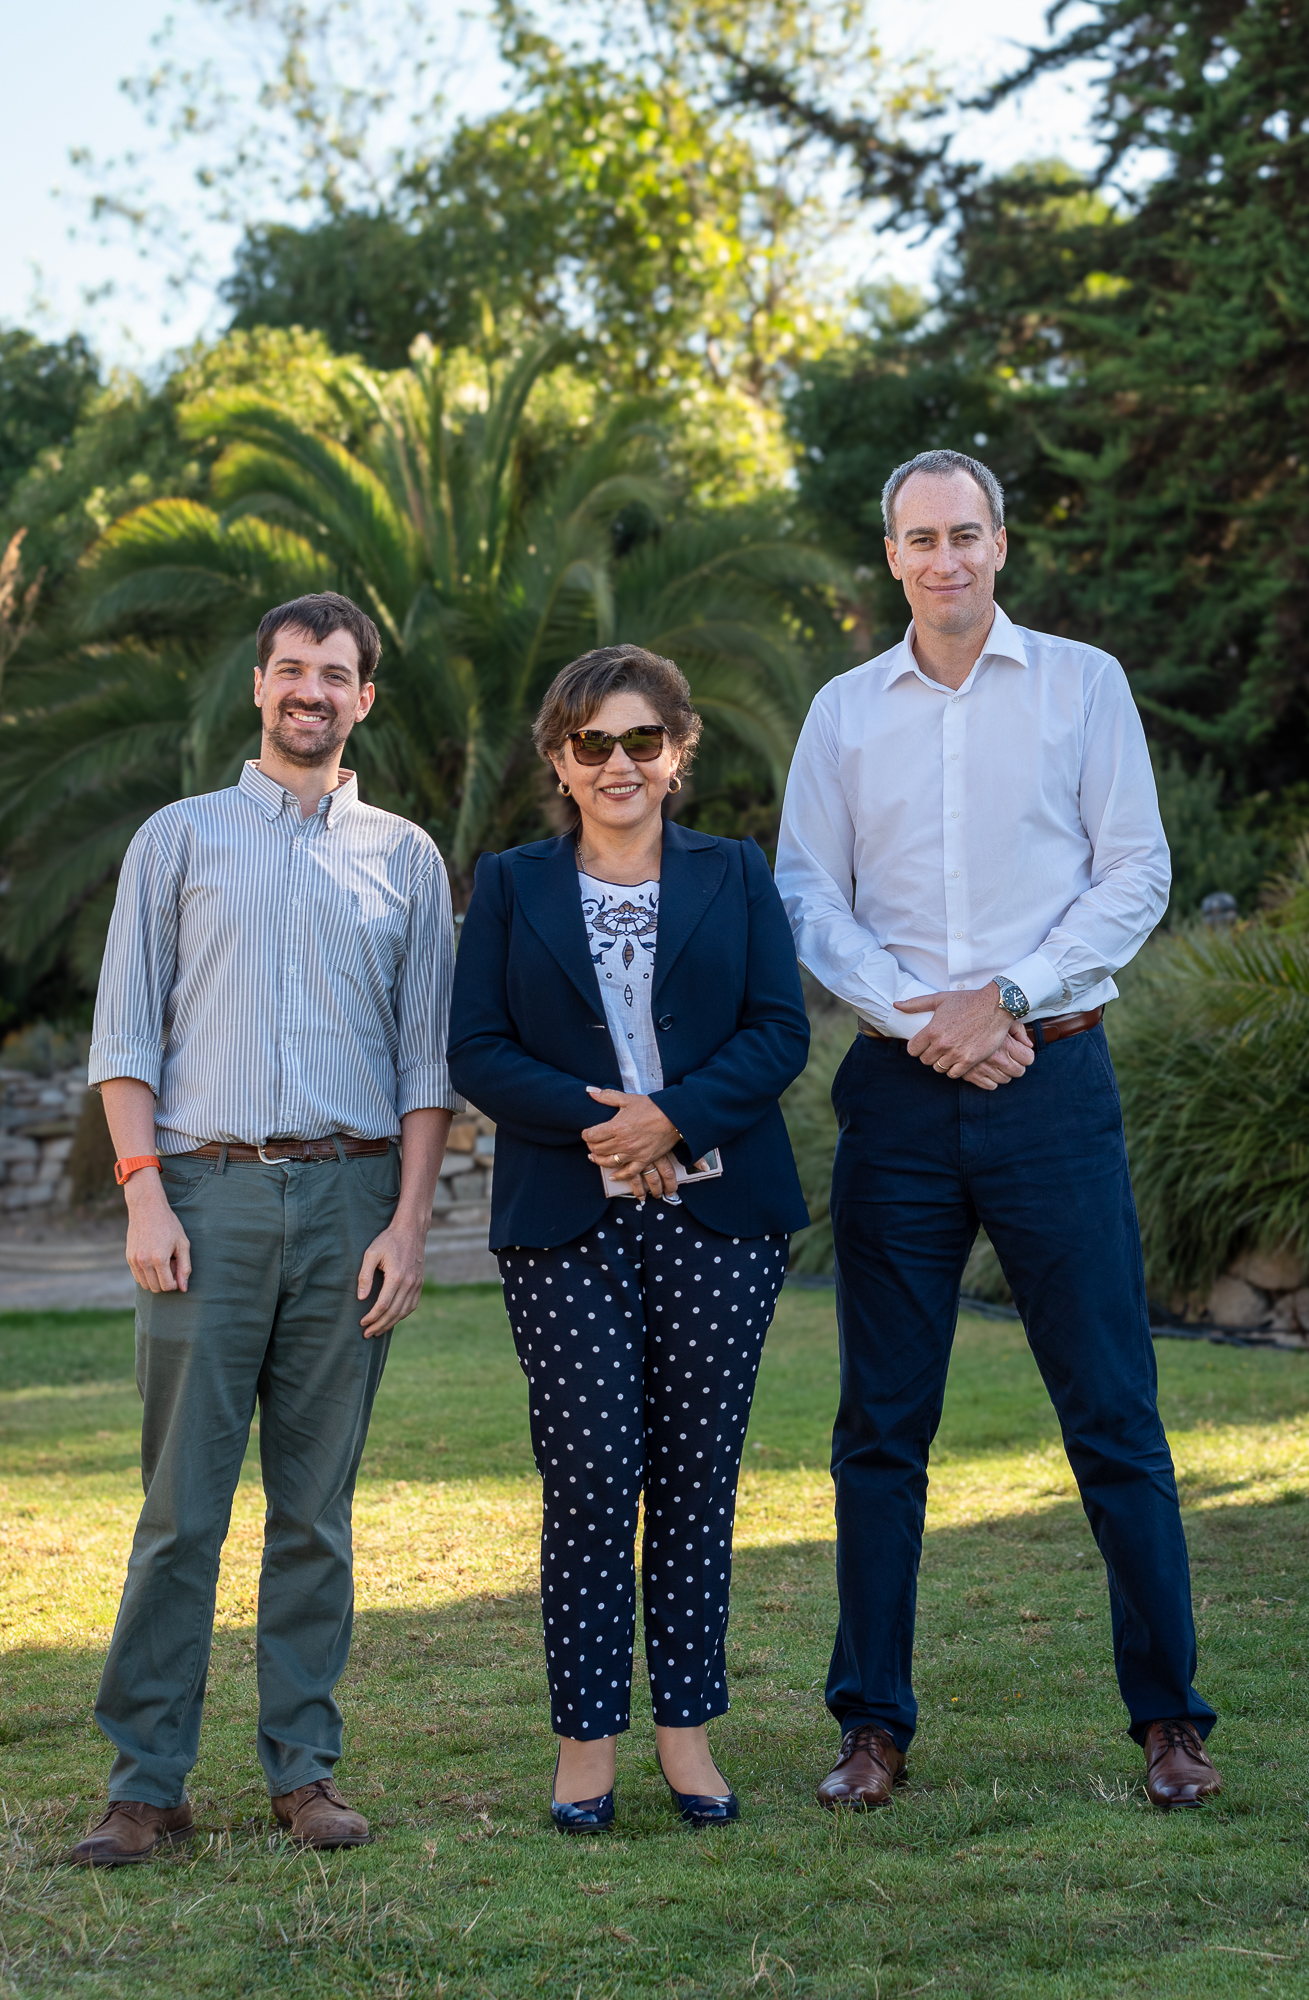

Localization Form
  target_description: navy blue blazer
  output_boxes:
[447,822,811,1249]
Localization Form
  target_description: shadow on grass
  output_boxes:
[5,1490,1304,1821]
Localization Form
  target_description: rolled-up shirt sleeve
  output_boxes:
[775,695,937,1035]
[393,848,464,1116]
[88,826,180,1095]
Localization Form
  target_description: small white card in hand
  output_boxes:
[601,1149,724,1199]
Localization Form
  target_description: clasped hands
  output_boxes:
[895,981,1034,1090]
[582,1087,682,1196]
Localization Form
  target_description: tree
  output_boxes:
[0,335,843,985]
[784,0,1309,800]
[0,330,99,514]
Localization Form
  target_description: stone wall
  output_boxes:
[0,1063,90,1210]
[432,1109,494,1212]
[0,1066,496,1221]
[1189,1246,1309,1346]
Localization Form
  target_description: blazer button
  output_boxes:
[657,1014,674,1031]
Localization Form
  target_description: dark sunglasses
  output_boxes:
[567,724,667,765]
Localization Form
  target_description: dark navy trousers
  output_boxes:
[827,1022,1215,1751]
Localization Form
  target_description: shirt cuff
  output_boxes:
[396,1064,465,1117]
[861,975,939,1041]
[88,1037,163,1095]
[998,951,1068,1017]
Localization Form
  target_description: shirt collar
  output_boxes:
[239,760,360,825]
[884,602,1028,690]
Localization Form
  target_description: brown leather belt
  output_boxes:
[178,1135,394,1164]
[860,1005,1104,1048]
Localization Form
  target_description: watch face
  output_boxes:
[1000,981,1029,1019]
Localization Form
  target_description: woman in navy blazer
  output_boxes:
[448,643,810,1835]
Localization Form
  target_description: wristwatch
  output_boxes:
[996,978,1030,1021]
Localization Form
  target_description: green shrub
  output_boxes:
[1153,752,1271,923]
[780,1006,853,1275]
[1111,925,1309,1296]
[0,1022,89,1077]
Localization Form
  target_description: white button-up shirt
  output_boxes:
[774,604,1170,1035]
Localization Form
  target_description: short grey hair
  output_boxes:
[881,449,1005,540]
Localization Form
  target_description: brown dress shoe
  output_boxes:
[272,1778,372,1849]
[817,1725,907,1811]
[68,1799,194,1867]
[1143,1720,1222,1809]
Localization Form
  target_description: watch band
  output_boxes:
[114,1154,161,1186]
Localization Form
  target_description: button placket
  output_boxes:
[941,691,969,984]
[277,807,311,1135]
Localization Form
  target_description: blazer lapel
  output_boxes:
[512,836,604,1016]
[653,821,727,1001]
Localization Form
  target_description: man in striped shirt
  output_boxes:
[71,592,460,1866]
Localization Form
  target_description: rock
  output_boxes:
[431,1179,452,1208]
[438,1151,476,1178]
[445,1119,478,1154]
[475,1133,495,1156]
[452,1171,489,1202]
[41,1138,74,1164]
[1207,1274,1273,1328]
[1231,1245,1308,1293]
[0,1134,39,1162]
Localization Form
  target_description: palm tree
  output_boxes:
[68,334,842,890]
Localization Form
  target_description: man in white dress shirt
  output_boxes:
[775,449,1220,1813]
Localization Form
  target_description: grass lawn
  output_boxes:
[2,1286,1308,1997]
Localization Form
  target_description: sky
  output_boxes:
[0,0,1107,371]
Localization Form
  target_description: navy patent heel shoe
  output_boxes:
[550,1752,615,1836]
[657,1754,739,1828]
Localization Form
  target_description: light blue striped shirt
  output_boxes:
[90,761,461,1153]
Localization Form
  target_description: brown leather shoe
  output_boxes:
[1143,1720,1222,1809]
[272,1778,371,1849]
[817,1725,907,1810]
[68,1799,194,1867]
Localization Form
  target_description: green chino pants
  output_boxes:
[95,1145,401,1807]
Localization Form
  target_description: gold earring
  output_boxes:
[666,775,682,794]
[557,780,571,796]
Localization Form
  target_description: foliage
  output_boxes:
[1112,922,1309,1296]
[778,999,851,1274]
[187,0,934,430]
[0,1021,89,1078]
[0,329,99,514]
[0,533,43,700]
[0,331,358,1001]
[1152,752,1274,922]
[788,0,1309,800]
[0,335,842,977]
[0,327,349,606]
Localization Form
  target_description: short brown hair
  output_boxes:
[533,644,703,770]
[256,591,382,682]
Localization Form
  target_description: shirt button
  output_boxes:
[950,811,960,819]
[658,1015,674,1031]
[951,870,960,879]
[950,696,960,705]
[950,753,959,760]
[954,931,964,939]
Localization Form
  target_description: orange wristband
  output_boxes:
[114,1154,161,1186]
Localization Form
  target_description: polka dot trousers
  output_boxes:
[499,1199,788,1738]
